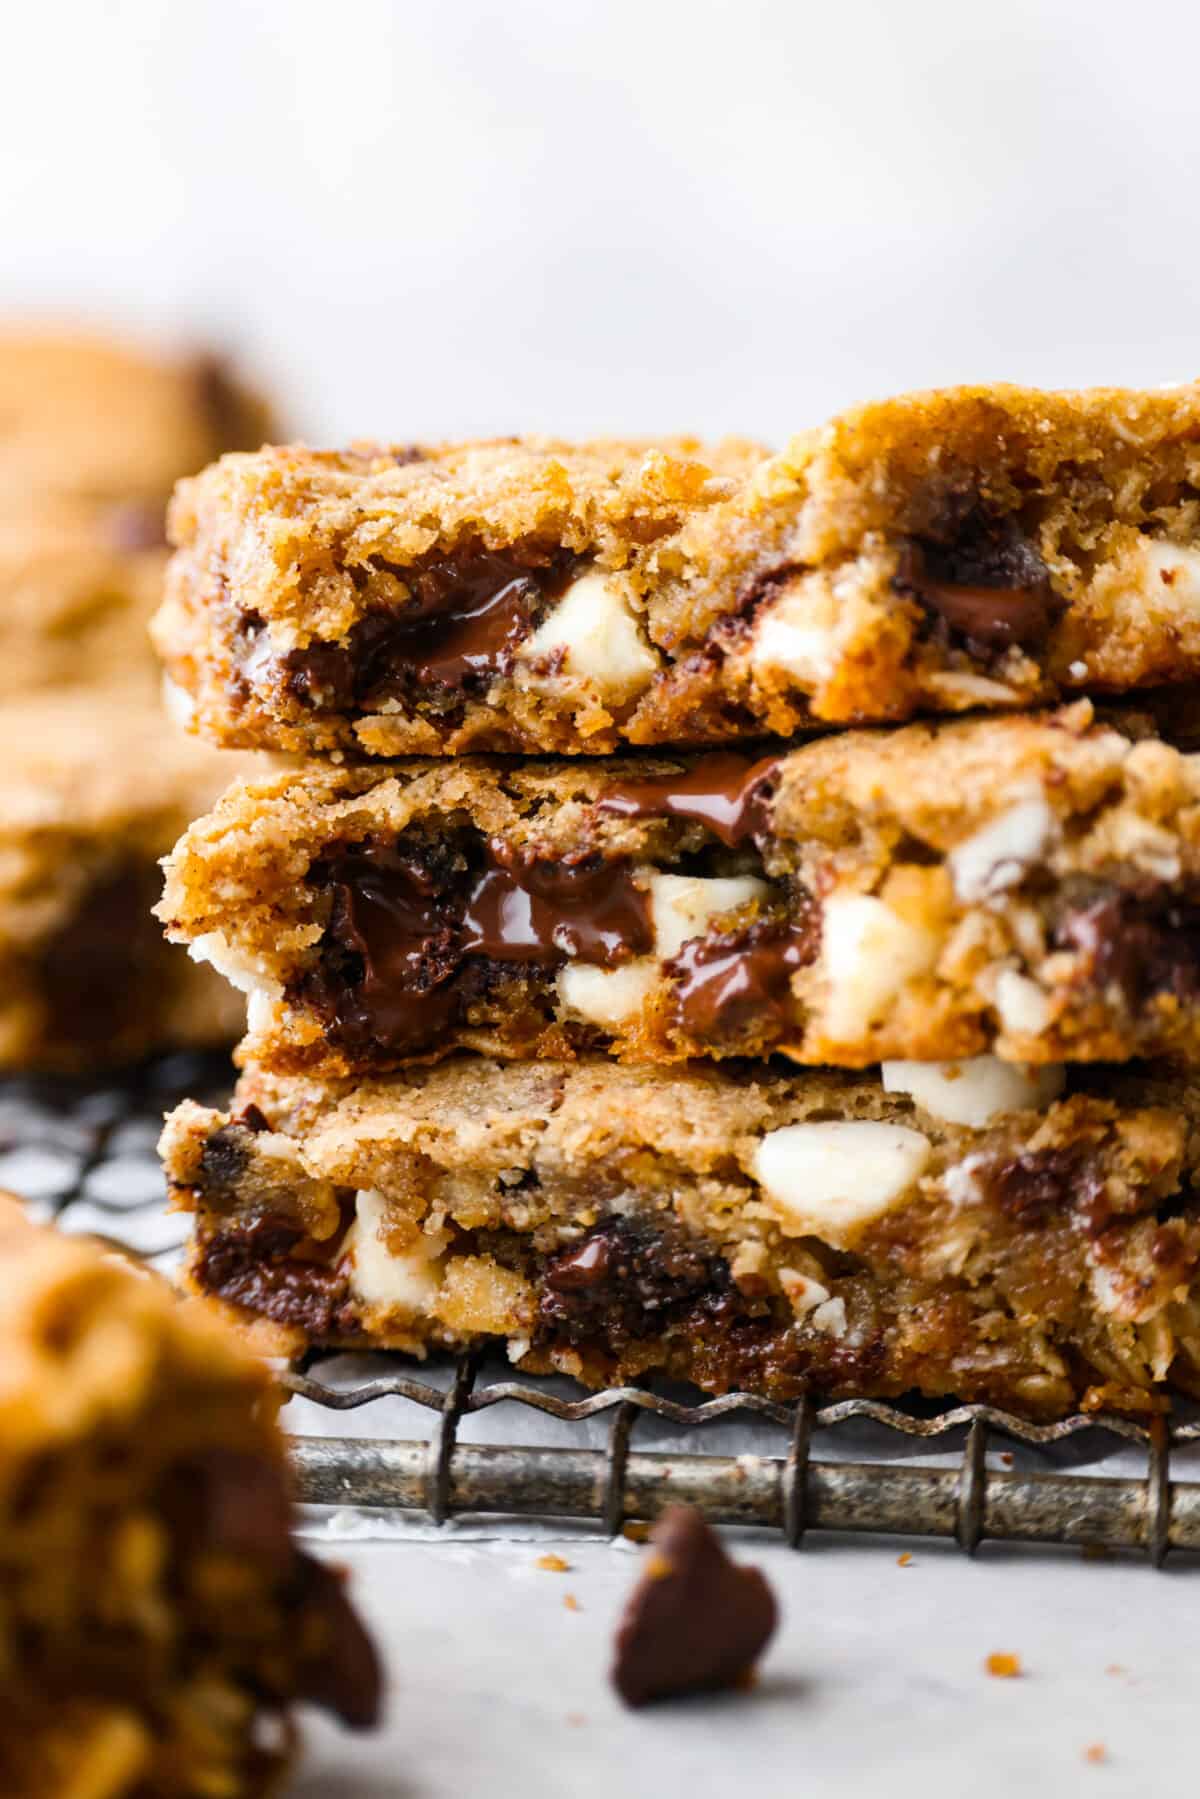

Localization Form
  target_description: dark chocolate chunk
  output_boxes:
[1056,891,1200,1007]
[667,917,815,1042]
[461,845,654,967]
[195,1214,360,1338]
[539,1216,752,1350]
[292,1550,384,1729]
[894,513,1055,655]
[598,752,783,847]
[301,835,653,1055]
[612,1505,777,1707]
[283,544,577,709]
[974,1147,1105,1229]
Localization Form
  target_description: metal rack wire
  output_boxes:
[8,1052,1200,1564]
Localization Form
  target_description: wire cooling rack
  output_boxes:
[7,1051,1200,1564]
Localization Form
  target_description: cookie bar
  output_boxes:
[0,1196,380,1797]
[160,704,1200,1077]
[0,507,167,700]
[160,1054,1200,1419]
[157,385,1200,757]
[0,685,252,1070]
[0,329,271,514]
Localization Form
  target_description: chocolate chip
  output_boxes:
[612,1506,777,1707]
[195,1215,360,1338]
[598,752,783,848]
[973,1147,1106,1230]
[233,1103,271,1133]
[1056,891,1200,1006]
[539,1216,741,1351]
[666,916,814,1044]
[282,543,577,709]
[292,1550,384,1729]
[894,514,1055,655]
[197,1124,254,1192]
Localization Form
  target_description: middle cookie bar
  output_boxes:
[159,701,1200,1079]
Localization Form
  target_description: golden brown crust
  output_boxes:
[158,704,1200,1076]
[157,386,1200,755]
[161,1055,1200,1420]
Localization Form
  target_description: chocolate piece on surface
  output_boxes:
[612,1505,777,1706]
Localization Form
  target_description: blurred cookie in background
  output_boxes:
[0,683,255,1071]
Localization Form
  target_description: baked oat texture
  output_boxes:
[158,385,1200,756]
[160,1054,1200,1420]
[0,684,255,1070]
[0,1195,380,1799]
[158,703,1200,1078]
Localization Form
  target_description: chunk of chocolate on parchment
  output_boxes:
[612,1505,778,1706]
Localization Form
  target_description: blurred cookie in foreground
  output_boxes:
[0,328,271,515]
[613,1506,777,1706]
[0,1195,381,1799]
[0,685,252,1070]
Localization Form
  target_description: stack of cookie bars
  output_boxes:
[156,388,1200,1419]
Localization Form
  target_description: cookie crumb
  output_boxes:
[622,1521,651,1544]
[611,1505,778,1707]
[564,1593,581,1612]
[1084,1744,1107,1765]
[1105,1663,1125,1677]
[536,1553,571,1573]
[985,1652,1022,1679]
[897,1552,913,1568]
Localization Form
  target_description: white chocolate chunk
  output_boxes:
[994,969,1053,1036]
[347,1189,444,1313]
[819,894,940,1041]
[750,582,839,684]
[518,569,659,700]
[881,1056,1066,1128]
[645,871,769,960]
[812,1297,848,1338]
[1139,539,1200,611]
[557,959,658,1028]
[188,931,281,999]
[778,1267,830,1316]
[753,1120,932,1247]
[948,794,1057,902]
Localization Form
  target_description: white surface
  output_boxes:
[5,1,1200,444]
[296,1533,1194,1798]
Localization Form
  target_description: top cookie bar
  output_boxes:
[158,385,1200,756]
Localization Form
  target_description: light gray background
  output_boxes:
[7,5,1199,1790]
[4,0,1197,445]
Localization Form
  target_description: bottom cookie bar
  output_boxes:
[0,684,252,1070]
[0,1196,380,1799]
[161,1054,1200,1420]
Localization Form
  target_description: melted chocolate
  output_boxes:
[461,847,653,966]
[598,753,782,847]
[539,1215,753,1348]
[974,1147,1106,1230]
[894,515,1055,655]
[667,918,814,1041]
[1056,891,1200,1006]
[302,836,653,1054]
[283,544,577,709]
[195,1214,360,1338]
